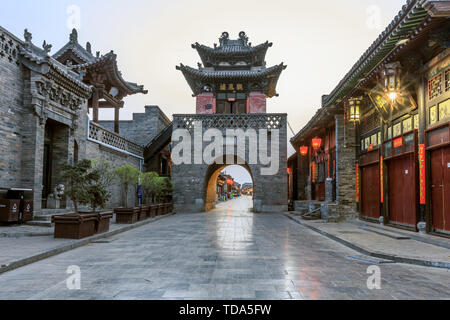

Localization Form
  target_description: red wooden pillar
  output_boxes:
[114,106,120,134]
[92,88,99,123]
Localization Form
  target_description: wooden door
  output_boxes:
[430,146,450,232]
[361,163,380,219]
[388,155,416,227]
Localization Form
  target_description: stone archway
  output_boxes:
[203,159,254,212]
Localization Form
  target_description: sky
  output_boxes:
[0,0,407,183]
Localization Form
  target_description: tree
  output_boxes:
[114,165,140,208]
[140,172,159,204]
[87,160,115,212]
[60,159,97,213]
[156,177,174,203]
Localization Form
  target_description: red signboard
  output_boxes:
[380,156,384,203]
[393,137,403,148]
[356,163,360,202]
[418,144,426,204]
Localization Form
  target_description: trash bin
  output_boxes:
[5,188,33,223]
[0,199,21,222]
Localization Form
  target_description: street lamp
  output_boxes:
[348,97,362,122]
[312,137,322,151]
[300,146,308,156]
[382,62,401,101]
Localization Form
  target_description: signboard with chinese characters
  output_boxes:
[418,144,426,204]
[380,156,384,204]
[356,163,360,203]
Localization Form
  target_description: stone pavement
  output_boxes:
[0,214,172,274]
[0,196,448,300]
[285,213,450,269]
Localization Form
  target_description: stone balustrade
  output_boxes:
[88,120,144,158]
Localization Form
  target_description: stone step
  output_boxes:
[26,220,53,227]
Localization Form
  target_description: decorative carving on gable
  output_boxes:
[0,31,21,65]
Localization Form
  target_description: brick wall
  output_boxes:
[99,105,170,147]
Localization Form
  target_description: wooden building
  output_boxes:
[291,0,450,236]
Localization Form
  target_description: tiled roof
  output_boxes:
[176,63,286,80]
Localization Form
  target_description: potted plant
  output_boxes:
[114,165,140,224]
[156,177,174,215]
[141,172,159,218]
[52,160,98,239]
[87,159,114,233]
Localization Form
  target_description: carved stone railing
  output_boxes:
[173,113,286,131]
[88,120,144,158]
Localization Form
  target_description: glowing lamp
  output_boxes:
[348,97,361,122]
[382,62,401,101]
[312,137,322,151]
[226,178,234,185]
[300,146,308,156]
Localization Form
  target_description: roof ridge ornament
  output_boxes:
[42,40,52,55]
[69,28,78,43]
[239,31,249,46]
[219,32,229,46]
[86,42,92,54]
[24,29,32,43]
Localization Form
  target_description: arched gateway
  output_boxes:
[171,32,288,213]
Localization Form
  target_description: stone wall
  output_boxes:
[0,28,25,188]
[334,114,357,218]
[99,105,170,147]
[86,139,142,209]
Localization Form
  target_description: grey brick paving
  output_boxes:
[0,196,448,300]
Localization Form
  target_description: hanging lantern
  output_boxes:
[348,97,362,122]
[381,62,401,101]
[300,146,308,156]
[312,137,322,151]
[226,178,234,185]
[287,168,292,174]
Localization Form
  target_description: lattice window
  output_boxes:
[175,114,285,131]
[428,73,442,100]
[445,69,449,92]
[360,112,379,135]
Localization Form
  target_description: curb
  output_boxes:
[284,213,450,270]
[0,213,175,275]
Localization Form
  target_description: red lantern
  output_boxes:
[287,168,292,174]
[312,137,322,151]
[226,178,234,185]
[300,146,308,156]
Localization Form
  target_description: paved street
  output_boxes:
[0,196,448,300]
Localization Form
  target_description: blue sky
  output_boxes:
[1,0,407,183]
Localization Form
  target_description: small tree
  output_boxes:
[140,172,159,204]
[88,159,115,212]
[114,165,140,208]
[156,177,174,203]
[60,159,97,213]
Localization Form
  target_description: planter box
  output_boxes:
[156,204,164,216]
[139,205,149,221]
[52,213,97,239]
[149,205,158,218]
[114,207,140,224]
[96,211,113,234]
[0,199,20,222]
[165,203,173,214]
[22,200,34,222]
